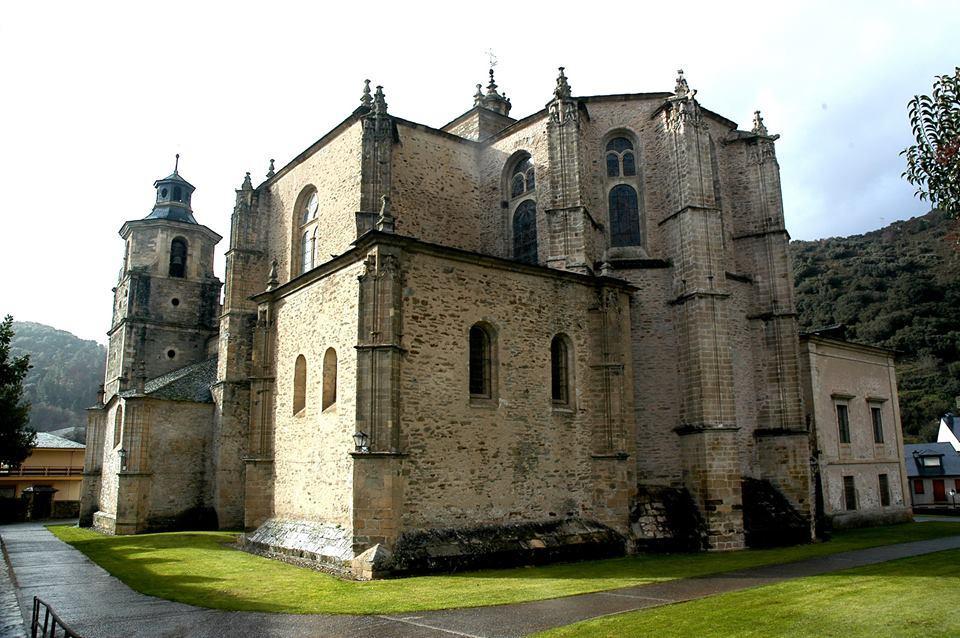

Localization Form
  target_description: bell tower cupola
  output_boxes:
[147,154,198,224]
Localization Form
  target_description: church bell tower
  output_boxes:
[103,156,223,400]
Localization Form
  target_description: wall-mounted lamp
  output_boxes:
[353,431,370,454]
[118,448,128,472]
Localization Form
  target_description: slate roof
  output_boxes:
[120,357,217,403]
[34,432,85,449]
[942,414,960,437]
[905,442,960,478]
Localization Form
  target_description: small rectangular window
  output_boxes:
[843,475,857,511]
[914,479,925,494]
[879,474,890,507]
[871,406,884,444]
[921,456,942,468]
[836,404,850,444]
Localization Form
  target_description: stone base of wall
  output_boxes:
[389,518,625,576]
[629,485,707,552]
[51,501,80,519]
[241,518,355,576]
[92,511,117,535]
[144,506,218,532]
[829,507,913,530]
[742,477,811,548]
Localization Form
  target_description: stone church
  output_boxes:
[82,67,819,577]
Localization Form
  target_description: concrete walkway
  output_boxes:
[3,522,960,638]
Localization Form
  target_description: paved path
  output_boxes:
[3,522,960,638]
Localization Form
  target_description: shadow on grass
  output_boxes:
[45,522,960,615]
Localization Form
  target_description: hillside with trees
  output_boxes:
[9,322,105,441]
[791,210,960,442]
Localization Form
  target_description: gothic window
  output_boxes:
[510,157,535,198]
[513,200,538,265]
[469,324,493,398]
[113,406,123,449]
[169,237,188,278]
[551,335,572,406]
[301,191,319,226]
[606,137,636,177]
[322,348,337,411]
[609,185,641,247]
[293,355,307,415]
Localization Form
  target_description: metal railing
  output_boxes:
[0,467,83,478]
[31,597,83,638]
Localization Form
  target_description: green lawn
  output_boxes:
[535,548,960,638]
[49,522,960,615]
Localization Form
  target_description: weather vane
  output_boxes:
[485,48,497,70]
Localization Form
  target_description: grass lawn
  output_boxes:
[49,522,960,615]
[534,548,960,638]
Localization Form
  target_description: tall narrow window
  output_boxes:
[551,335,571,406]
[513,200,538,265]
[878,474,891,507]
[113,406,123,449]
[914,479,924,494]
[322,348,337,411]
[843,475,857,511]
[609,185,641,247]
[169,237,188,278]
[469,324,492,398]
[296,189,319,275]
[836,403,850,444]
[871,406,884,443]
[605,137,636,177]
[300,230,314,273]
[293,355,307,414]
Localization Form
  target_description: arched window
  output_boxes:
[606,137,636,178]
[469,324,493,398]
[293,355,307,415]
[113,406,123,449]
[322,348,337,410]
[609,185,641,247]
[296,189,319,274]
[169,237,188,278]
[510,157,535,199]
[512,200,538,265]
[551,335,572,406]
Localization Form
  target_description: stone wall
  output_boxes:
[395,248,636,534]
[269,262,362,527]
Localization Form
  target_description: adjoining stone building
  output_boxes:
[84,67,831,576]
[799,328,912,529]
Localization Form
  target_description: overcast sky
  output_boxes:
[1,1,954,343]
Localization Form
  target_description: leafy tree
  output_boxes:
[0,315,36,466]
[902,67,960,217]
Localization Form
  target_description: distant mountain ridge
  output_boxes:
[791,210,960,442]
[10,321,105,441]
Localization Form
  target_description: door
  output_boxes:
[933,479,947,502]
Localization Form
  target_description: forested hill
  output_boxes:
[791,210,960,442]
[10,321,106,441]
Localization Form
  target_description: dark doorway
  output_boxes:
[933,479,947,502]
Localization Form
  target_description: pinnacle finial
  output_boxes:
[752,110,768,136]
[361,79,372,107]
[473,83,484,107]
[486,68,498,95]
[242,171,253,190]
[372,85,388,116]
[266,158,275,179]
[554,66,572,100]
[174,153,180,174]
[266,258,279,291]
